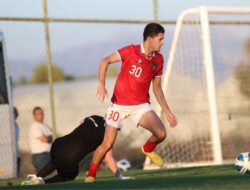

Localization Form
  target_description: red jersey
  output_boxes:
[111,44,164,105]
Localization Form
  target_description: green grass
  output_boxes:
[0,164,250,190]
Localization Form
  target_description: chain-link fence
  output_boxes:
[0,0,176,177]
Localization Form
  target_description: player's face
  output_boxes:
[33,109,44,123]
[150,33,164,52]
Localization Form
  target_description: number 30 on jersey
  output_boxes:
[129,65,142,78]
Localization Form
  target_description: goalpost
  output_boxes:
[145,6,250,169]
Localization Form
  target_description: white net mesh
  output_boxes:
[155,9,250,167]
[155,11,213,166]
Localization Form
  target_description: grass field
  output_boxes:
[0,164,250,190]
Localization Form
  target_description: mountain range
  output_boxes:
[7,29,247,82]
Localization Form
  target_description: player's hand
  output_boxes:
[97,83,108,102]
[165,111,177,128]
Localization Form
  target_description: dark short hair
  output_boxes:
[143,23,165,41]
[33,106,43,114]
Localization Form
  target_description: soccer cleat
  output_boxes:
[21,174,44,185]
[141,147,164,166]
[119,176,132,180]
[85,176,95,183]
[37,177,45,184]
[116,169,131,180]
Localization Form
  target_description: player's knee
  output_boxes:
[157,129,167,142]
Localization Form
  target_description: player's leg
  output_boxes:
[44,174,75,184]
[36,161,56,178]
[85,125,118,182]
[104,149,117,173]
[139,111,166,144]
[44,167,78,184]
[134,105,166,166]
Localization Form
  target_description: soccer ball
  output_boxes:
[235,152,250,174]
[116,159,131,171]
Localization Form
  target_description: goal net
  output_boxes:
[145,6,250,169]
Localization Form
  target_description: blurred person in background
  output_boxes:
[13,106,21,177]
[29,106,52,173]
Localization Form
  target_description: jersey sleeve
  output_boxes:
[155,55,164,77]
[116,45,132,62]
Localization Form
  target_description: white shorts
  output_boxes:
[105,103,153,129]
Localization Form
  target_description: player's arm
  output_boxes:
[30,126,53,143]
[37,135,53,143]
[97,53,120,102]
[152,77,177,128]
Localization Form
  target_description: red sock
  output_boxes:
[143,140,158,153]
[87,162,99,177]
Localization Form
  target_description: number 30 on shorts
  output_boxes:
[107,111,120,122]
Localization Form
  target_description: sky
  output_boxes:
[1,0,250,18]
[47,0,250,20]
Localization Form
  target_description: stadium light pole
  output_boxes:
[42,0,57,138]
[153,0,159,22]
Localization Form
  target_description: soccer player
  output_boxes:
[22,115,129,185]
[85,23,177,183]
